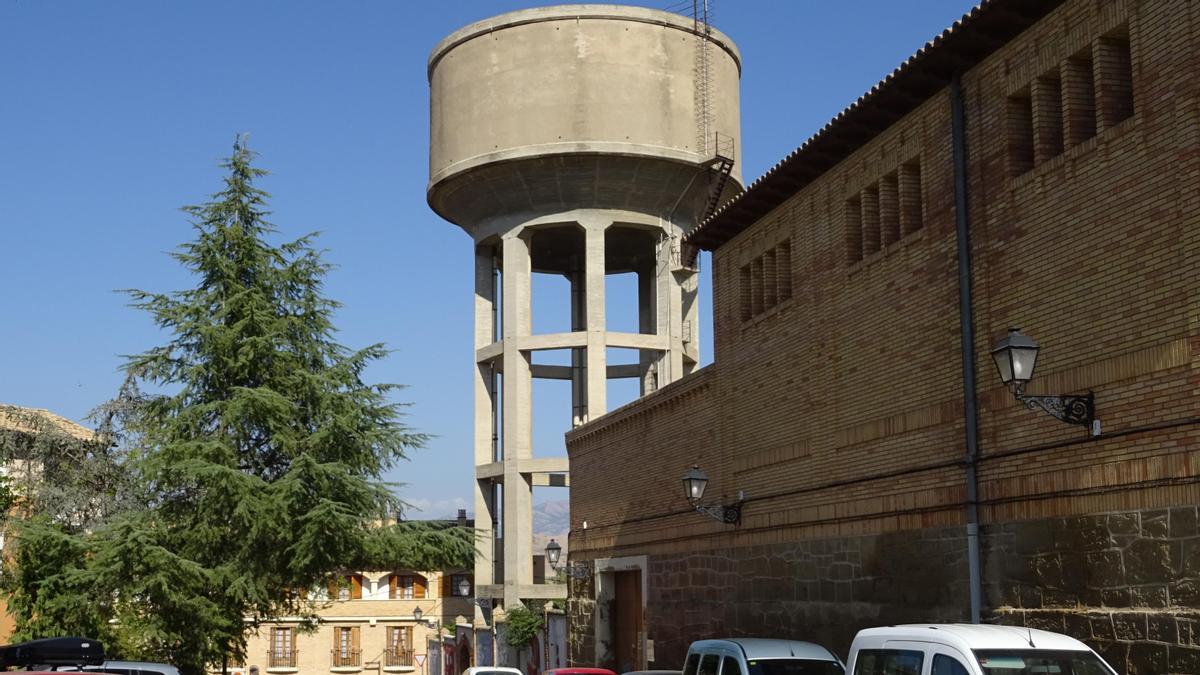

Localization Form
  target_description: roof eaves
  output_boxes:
[685,0,1061,251]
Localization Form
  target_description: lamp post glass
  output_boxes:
[457,577,471,597]
[545,539,562,567]
[683,465,708,502]
[991,327,1040,392]
[413,607,423,623]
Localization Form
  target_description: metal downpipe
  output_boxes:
[951,73,983,625]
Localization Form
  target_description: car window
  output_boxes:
[699,655,721,675]
[931,655,969,675]
[974,650,1115,675]
[683,655,701,675]
[720,656,743,675]
[747,660,843,675]
[852,650,923,675]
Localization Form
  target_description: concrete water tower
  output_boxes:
[427,4,742,610]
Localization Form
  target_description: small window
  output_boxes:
[878,172,899,247]
[1007,88,1035,175]
[739,263,753,321]
[684,654,701,675]
[860,185,881,255]
[931,655,969,675]
[699,654,721,675]
[852,649,923,675]
[899,160,922,235]
[1063,49,1097,145]
[1096,25,1133,128]
[844,196,863,263]
[777,239,792,302]
[1033,74,1064,162]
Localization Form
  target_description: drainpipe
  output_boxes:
[951,72,983,625]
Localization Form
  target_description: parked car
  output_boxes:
[50,661,180,675]
[621,670,681,675]
[684,639,845,675]
[546,669,618,675]
[463,667,523,675]
[844,624,1117,675]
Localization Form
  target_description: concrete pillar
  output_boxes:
[583,220,608,420]
[637,263,657,395]
[570,267,587,426]
[473,246,496,601]
[501,233,534,608]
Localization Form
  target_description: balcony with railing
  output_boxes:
[384,646,415,670]
[266,649,298,671]
[332,649,363,670]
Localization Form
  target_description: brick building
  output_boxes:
[563,1,1199,673]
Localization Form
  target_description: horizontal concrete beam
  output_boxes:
[606,332,669,351]
[476,462,503,480]
[607,363,641,379]
[531,364,573,380]
[519,332,588,351]
[532,473,569,487]
[517,457,569,474]
[516,584,568,599]
[475,341,503,364]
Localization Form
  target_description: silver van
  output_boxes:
[683,639,844,675]
[52,661,180,675]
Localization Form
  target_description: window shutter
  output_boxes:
[389,574,398,600]
[353,626,361,653]
[440,573,451,598]
[351,575,362,600]
[332,627,341,651]
[415,575,427,599]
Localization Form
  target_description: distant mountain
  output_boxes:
[533,499,569,536]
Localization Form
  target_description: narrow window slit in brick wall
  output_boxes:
[750,256,764,316]
[899,160,922,234]
[1063,49,1096,145]
[777,239,792,302]
[762,247,777,310]
[879,172,900,247]
[1096,24,1133,129]
[861,185,881,256]
[739,263,752,322]
[1007,88,1035,176]
[1034,74,1064,162]
[844,196,863,264]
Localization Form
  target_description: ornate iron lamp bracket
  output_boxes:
[1014,388,1095,429]
[692,499,743,525]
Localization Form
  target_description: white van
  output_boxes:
[844,624,1117,675]
[683,638,845,675]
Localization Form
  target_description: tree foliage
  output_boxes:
[503,605,544,651]
[2,139,472,675]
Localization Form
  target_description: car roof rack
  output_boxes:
[0,637,106,668]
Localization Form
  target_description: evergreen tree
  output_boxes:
[3,139,472,675]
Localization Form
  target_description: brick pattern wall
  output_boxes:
[565,0,1199,671]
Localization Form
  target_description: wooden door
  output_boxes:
[612,570,643,673]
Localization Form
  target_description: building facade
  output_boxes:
[239,567,475,675]
[564,1,1199,674]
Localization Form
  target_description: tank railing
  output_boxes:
[712,131,735,163]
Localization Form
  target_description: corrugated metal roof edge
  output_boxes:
[684,0,1063,251]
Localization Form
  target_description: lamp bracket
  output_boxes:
[1015,389,1094,428]
[550,561,591,579]
[693,499,743,525]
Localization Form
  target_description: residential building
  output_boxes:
[563,1,1199,673]
[240,563,475,675]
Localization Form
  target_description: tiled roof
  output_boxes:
[0,404,95,442]
[685,0,1063,251]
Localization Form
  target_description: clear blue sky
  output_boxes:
[0,1,974,518]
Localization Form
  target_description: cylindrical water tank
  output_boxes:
[427,4,742,231]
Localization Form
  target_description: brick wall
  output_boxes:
[566,0,1199,671]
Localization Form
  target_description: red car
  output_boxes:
[545,669,618,675]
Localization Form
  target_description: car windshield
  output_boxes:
[973,650,1115,675]
[747,659,844,675]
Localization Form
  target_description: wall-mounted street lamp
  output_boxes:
[544,539,589,579]
[412,606,438,629]
[682,465,744,525]
[990,327,1099,436]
